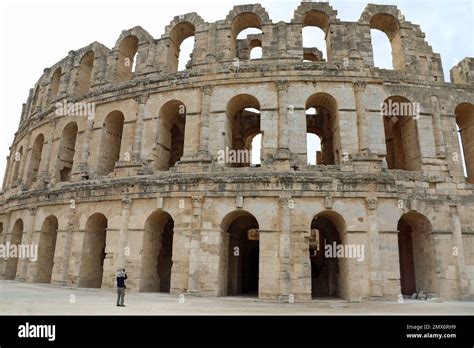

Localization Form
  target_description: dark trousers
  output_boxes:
[117,287,125,306]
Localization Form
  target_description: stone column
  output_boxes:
[116,197,131,270]
[51,207,78,286]
[259,229,281,301]
[132,95,149,163]
[187,196,202,295]
[198,228,224,297]
[170,226,191,295]
[278,197,292,301]
[197,86,212,161]
[3,152,13,189]
[63,50,77,97]
[354,82,368,152]
[16,208,36,281]
[276,80,290,160]
[0,214,11,277]
[366,197,382,297]
[277,21,287,56]
[430,96,447,158]
[450,205,468,298]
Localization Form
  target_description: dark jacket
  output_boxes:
[117,274,127,288]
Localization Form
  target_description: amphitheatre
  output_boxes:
[0,2,473,303]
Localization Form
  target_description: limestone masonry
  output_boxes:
[0,2,473,302]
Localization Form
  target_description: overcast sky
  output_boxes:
[0,0,472,186]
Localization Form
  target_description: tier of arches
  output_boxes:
[23,2,443,123]
[5,92,474,189]
[0,208,440,300]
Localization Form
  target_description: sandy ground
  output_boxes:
[1,280,473,315]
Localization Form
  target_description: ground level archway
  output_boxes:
[4,219,24,280]
[398,212,438,296]
[223,210,260,296]
[78,213,107,288]
[35,215,58,283]
[309,211,346,298]
[140,210,174,293]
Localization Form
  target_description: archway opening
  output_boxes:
[75,51,94,96]
[370,29,393,69]
[78,213,107,288]
[226,94,261,167]
[398,212,437,296]
[49,68,62,102]
[4,219,23,280]
[369,13,404,70]
[58,122,78,182]
[249,40,262,60]
[224,211,260,296]
[232,13,263,60]
[98,111,124,175]
[26,134,44,187]
[306,93,338,165]
[302,10,330,62]
[170,22,196,72]
[309,211,344,298]
[382,96,421,170]
[307,132,322,165]
[156,100,186,170]
[141,211,174,293]
[36,216,58,283]
[250,133,261,166]
[116,35,139,81]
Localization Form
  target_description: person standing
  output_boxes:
[116,268,127,307]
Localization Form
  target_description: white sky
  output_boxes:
[0,0,472,184]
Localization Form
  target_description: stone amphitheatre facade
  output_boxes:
[0,2,473,302]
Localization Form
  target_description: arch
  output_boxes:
[169,22,196,72]
[382,96,422,171]
[155,100,186,170]
[249,38,262,60]
[35,215,58,283]
[455,103,474,183]
[98,111,124,175]
[305,93,339,165]
[4,219,24,280]
[226,94,261,167]
[140,210,174,292]
[75,51,94,96]
[78,213,108,288]
[302,10,330,63]
[115,35,139,82]
[230,12,263,59]
[397,212,438,296]
[221,210,260,296]
[369,13,404,70]
[26,134,45,187]
[57,122,78,182]
[49,68,62,102]
[309,210,346,298]
[11,145,23,186]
